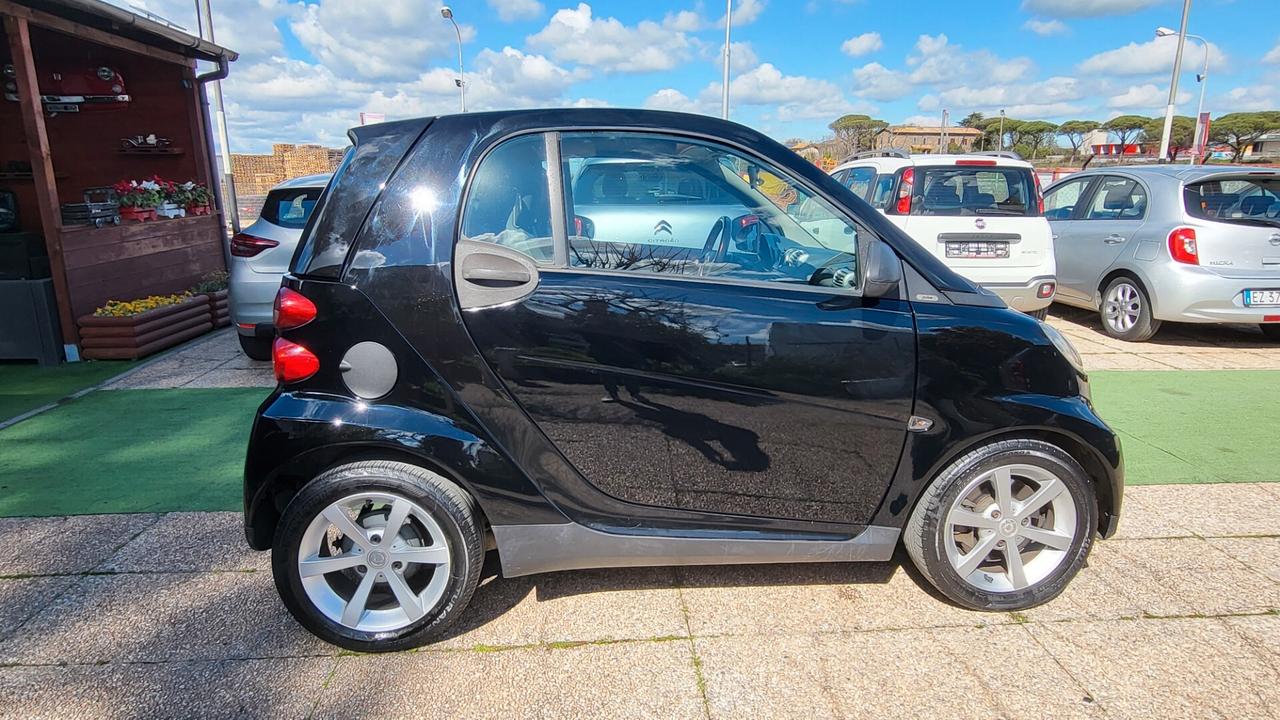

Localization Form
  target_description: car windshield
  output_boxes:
[1184,176,1280,227]
[260,187,323,230]
[913,166,1034,217]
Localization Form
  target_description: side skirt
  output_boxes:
[492,522,901,578]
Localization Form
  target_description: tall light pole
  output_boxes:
[721,0,731,119]
[998,109,1006,152]
[1157,26,1210,164]
[941,109,949,152]
[1156,0,1192,162]
[441,6,465,113]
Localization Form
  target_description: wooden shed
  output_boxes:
[0,0,236,362]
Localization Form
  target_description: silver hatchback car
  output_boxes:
[228,173,330,359]
[1044,165,1280,341]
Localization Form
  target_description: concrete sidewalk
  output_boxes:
[0,483,1276,719]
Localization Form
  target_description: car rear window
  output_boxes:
[259,187,323,230]
[570,159,736,205]
[1183,176,1280,226]
[913,166,1035,217]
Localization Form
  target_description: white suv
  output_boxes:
[831,150,1056,316]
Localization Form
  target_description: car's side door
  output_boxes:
[1070,175,1149,305]
[1044,176,1096,303]
[456,130,916,528]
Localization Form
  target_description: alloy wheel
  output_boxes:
[942,464,1077,593]
[1103,282,1141,334]
[297,492,451,632]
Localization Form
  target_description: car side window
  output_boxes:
[868,173,896,209]
[1085,176,1147,221]
[560,131,862,292]
[842,167,877,200]
[461,134,554,263]
[1043,178,1091,221]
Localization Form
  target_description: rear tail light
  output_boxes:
[1032,172,1045,215]
[572,214,595,238]
[273,287,317,330]
[1037,281,1056,299]
[1168,227,1199,265]
[272,337,319,383]
[895,167,914,214]
[230,232,279,257]
[955,159,997,166]
[739,214,761,228]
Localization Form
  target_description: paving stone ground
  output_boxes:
[0,483,1275,719]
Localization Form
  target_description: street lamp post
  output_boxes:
[998,109,1005,152]
[441,6,465,113]
[721,0,731,119]
[1156,0,1192,162]
[1158,26,1210,164]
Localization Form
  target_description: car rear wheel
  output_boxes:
[903,439,1097,611]
[272,461,484,652]
[1260,324,1280,342]
[1027,308,1048,321]
[1100,277,1160,342]
[238,333,272,361]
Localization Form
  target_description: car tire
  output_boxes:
[272,461,484,652]
[1099,276,1160,342]
[1027,308,1049,321]
[238,333,272,361]
[1260,324,1280,342]
[903,439,1097,612]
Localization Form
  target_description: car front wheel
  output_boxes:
[272,461,484,652]
[903,439,1097,611]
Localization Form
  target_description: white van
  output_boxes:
[830,150,1057,316]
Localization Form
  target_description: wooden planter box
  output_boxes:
[78,294,213,360]
[209,289,230,328]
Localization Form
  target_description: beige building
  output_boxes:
[873,125,982,153]
[231,143,345,196]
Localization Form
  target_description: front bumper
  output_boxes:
[982,275,1056,313]
[1151,266,1280,323]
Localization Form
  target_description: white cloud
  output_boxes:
[907,34,1034,86]
[1219,81,1279,112]
[1108,83,1190,109]
[527,3,691,73]
[730,63,844,106]
[487,0,544,22]
[1020,0,1166,17]
[107,0,287,62]
[851,62,912,101]
[662,9,702,32]
[1079,35,1227,76]
[1264,40,1280,64]
[718,0,767,27]
[841,32,883,57]
[644,88,709,114]
[900,114,941,127]
[290,0,476,81]
[1023,19,1069,36]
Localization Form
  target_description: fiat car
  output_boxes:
[244,110,1123,652]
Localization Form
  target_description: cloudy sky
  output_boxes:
[111,0,1279,153]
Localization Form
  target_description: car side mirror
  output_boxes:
[862,239,902,298]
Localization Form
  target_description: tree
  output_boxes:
[1017,120,1059,159]
[1141,116,1195,161]
[828,114,889,158]
[1210,111,1280,162]
[1102,115,1150,156]
[958,112,985,129]
[1057,120,1100,161]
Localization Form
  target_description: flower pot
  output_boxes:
[157,202,186,219]
[78,294,213,359]
[120,207,155,223]
[186,203,211,216]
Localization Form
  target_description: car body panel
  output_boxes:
[1045,165,1280,323]
[243,110,1123,573]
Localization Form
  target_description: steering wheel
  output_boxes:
[807,251,857,286]
[701,216,732,263]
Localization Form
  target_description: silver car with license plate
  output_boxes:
[1044,165,1280,342]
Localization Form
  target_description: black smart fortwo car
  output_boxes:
[244,110,1123,652]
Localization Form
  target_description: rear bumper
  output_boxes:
[982,275,1056,313]
[1150,266,1280,323]
[229,261,283,333]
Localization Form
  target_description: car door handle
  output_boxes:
[1103,234,1126,244]
[461,267,532,285]
[1052,234,1060,240]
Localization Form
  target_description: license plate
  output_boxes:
[1243,289,1280,306]
[946,241,1009,259]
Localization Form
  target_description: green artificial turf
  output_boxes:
[1089,370,1280,486]
[0,369,1272,517]
[0,388,266,516]
[0,360,133,424]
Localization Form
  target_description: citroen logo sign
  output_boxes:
[653,220,673,235]
[975,218,986,230]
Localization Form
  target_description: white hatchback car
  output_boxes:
[830,150,1056,316]
[228,173,330,359]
